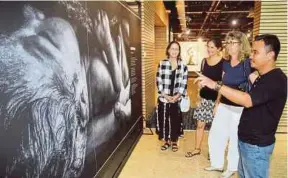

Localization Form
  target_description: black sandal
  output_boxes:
[185,148,201,158]
[185,152,193,157]
[171,143,178,152]
[161,142,170,151]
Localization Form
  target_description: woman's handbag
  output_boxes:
[180,96,190,112]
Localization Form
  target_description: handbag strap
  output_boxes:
[242,60,247,78]
[243,59,251,78]
[201,58,206,72]
[242,59,252,90]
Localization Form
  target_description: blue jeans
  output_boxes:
[238,140,275,178]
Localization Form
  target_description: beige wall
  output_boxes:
[253,0,287,132]
[154,1,168,27]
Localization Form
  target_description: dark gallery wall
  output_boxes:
[0,1,142,178]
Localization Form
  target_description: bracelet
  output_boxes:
[214,81,223,92]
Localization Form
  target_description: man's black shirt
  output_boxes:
[238,68,287,146]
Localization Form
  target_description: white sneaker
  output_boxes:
[220,170,236,178]
[204,166,223,172]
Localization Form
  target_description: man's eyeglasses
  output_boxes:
[225,41,241,45]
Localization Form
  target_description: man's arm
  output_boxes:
[218,85,252,108]
[195,73,253,108]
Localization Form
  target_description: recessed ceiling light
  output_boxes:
[232,20,237,25]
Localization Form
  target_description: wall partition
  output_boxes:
[0,1,142,178]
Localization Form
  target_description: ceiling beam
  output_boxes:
[176,0,186,31]
[173,28,236,33]
[186,10,249,14]
[197,0,221,37]
[188,23,236,26]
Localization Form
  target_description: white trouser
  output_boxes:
[208,103,244,171]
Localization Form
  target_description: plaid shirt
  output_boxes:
[156,59,188,102]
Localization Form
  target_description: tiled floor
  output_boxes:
[119,130,287,178]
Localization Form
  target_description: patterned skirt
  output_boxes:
[193,98,215,123]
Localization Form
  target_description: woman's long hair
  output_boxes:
[225,31,251,61]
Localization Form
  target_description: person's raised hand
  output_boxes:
[194,72,217,90]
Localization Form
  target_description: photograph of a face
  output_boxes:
[0,1,141,178]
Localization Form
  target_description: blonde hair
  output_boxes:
[225,31,251,61]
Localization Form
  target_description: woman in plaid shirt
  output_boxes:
[156,41,188,152]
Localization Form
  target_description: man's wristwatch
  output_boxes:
[214,81,223,91]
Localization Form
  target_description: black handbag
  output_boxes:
[238,59,251,92]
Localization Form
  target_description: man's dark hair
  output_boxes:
[255,34,281,61]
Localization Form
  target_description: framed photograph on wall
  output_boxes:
[179,41,207,72]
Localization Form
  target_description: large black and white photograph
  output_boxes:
[0,1,142,178]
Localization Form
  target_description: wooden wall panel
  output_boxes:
[141,1,168,125]
[141,1,155,121]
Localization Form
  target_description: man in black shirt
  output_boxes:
[196,34,287,178]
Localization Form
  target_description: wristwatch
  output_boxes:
[214,81,223,91]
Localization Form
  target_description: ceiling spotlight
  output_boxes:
[232,20,237,25]
[247,33,251,38]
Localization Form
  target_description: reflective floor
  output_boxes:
[119,130,287,178]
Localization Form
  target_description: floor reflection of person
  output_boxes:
[156,41,188,152]
[0,4,89,178]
